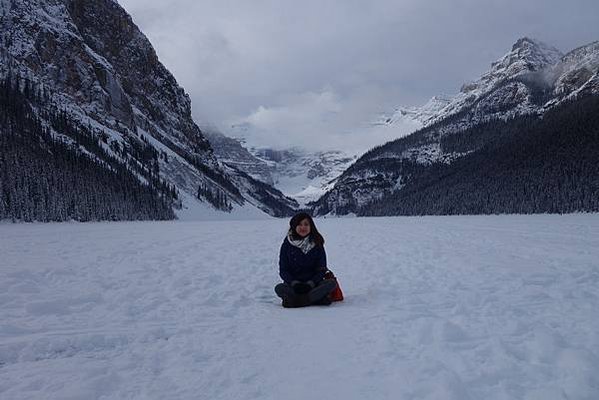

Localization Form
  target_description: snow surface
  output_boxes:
[174,191,271,221]
[1,214,599,400]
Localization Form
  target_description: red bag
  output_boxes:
[324,270,344,302]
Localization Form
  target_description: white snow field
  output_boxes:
[1,214,599,400]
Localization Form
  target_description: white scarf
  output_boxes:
[287,232,315,254]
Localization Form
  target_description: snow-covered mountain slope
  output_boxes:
[0,0,294,219]
[549,41,599,101]
[203,124,358,206]
[201,127,275,185]
[429,37,564,125]
[221,163,300,217]
[312,38,599,216]
[2,214,599,399]
[421,38,599,128]
[373,95,452,130]
[247,147,357,206]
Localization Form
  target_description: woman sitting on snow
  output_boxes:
[274,212,338,308]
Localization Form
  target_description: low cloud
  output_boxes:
[227,86,421,153]
[119,0,599,153]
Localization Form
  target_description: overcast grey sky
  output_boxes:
[118,0,599,151]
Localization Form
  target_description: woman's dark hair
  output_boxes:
[289,212,325,247]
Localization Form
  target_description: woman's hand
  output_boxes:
[291,280,314,294]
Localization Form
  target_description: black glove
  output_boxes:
[291,281,312,294]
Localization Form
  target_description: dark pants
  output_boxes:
[274,280,337,307]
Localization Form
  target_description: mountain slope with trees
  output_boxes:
[0,0,296,221]
[360,94,599,216]
[312,38,599,216]
[0,74,175,221]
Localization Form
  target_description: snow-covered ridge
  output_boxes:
[367,39,570,160]
[374,95,452,129]
[380,38,598,135]
[551,41,599,98]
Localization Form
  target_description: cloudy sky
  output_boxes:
[118,0,599,152]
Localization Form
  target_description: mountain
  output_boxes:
[311,38,599,216]
[246,93,456,205]
[201,127,275,185]
[248,147,357,206]
[204,122,357,206]
[0,0,295,221]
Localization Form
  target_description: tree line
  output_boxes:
[360,94,599,216]
[0,72,176,222]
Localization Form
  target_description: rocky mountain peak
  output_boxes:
[511,36,557,54]
[459,37,562,95]
[493,37,563,75]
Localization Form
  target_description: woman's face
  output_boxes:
[295,218,311,237]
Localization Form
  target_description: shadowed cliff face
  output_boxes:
[65,0,211,154]
[1,0,211,154]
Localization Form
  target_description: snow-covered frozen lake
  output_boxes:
[1,214,598,400]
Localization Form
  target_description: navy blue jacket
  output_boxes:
[279,238,327,284]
